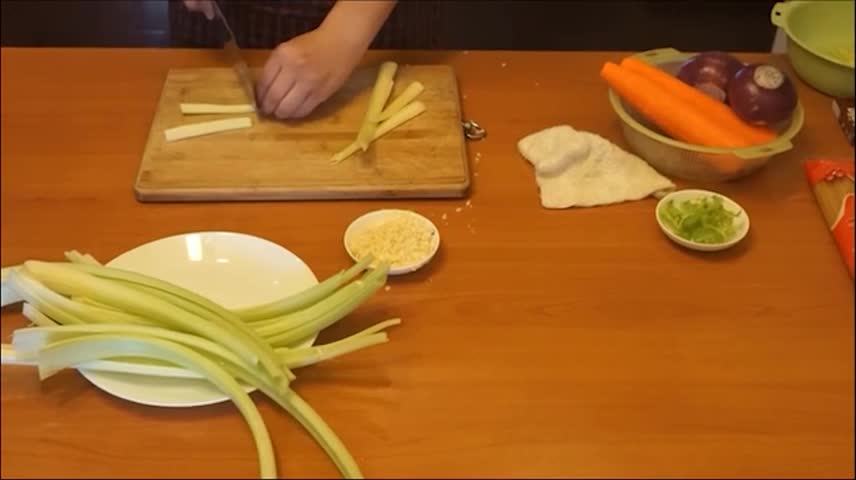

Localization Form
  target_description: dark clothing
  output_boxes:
[168,0,441,49]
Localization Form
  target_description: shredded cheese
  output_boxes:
[348,213,436,268]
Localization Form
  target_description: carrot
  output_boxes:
[600,62,752,149]
[620,56,776,145]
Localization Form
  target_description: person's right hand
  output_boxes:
[183,0,215,20]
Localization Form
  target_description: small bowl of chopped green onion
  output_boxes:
[656,189,749,252]
[344,209,440,275]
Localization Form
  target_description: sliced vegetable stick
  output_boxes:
[331,101,427,164]
[179,103,255,115]
[620,57,776,145]
[378,81,425,121]
[164,117,252,142]
[600,62,751,148]
[355,61,398,150]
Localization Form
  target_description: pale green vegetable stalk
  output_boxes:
[253,265,389,337]
[265,267,388,348]
[109,278,281,364]
[252,281,365,336]
[20,261,284,381]
[61,262,288,379]
[274,318,399,366]
[13,324,247,368]
[2,265,25,308]
[72,296,123,312]
[63,250,101,266]
[3,341,201,379]
[236,255,375,322]
[9,269,157,327]
[28,334,277,479]
[279,332,388,369]
[348,318,401,338]
[8,269,85,325]
[21,303,61,327]
[12,322,288,385]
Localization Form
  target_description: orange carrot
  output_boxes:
[600,62,752,149]
[620,56,776,145]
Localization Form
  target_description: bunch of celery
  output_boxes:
[0,251,397,479]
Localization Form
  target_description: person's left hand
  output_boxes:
[256,27,364,120]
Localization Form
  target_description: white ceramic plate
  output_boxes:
[79,231,318,408]
[655,189,750,252]
[343,209,440,275]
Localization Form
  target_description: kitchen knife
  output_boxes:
[211,0,258,111]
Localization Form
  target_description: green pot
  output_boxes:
[771,1,855,98]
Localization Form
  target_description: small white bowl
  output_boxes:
[655,189,750,252]
[344,209,440,275]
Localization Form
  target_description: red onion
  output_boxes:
[727,64,797,126]
[676,51,744,103]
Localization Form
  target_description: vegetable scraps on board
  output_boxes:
[163,61,427,151]
[600,51,799,148]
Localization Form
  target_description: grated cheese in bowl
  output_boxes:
[345,210,439,274]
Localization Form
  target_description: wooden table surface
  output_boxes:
[1,48,853,479]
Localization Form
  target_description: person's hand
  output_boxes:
[256,27,364,120]
[183,0,215,20]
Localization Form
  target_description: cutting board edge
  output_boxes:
[135,73,172,190]
[447,66,472,185]
[133,178,471,203]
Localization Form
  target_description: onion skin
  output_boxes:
[676,51,744,103]
[728,64,797,126]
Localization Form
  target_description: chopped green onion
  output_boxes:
[658,195,741,244]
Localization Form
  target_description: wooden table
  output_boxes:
[1,48,853,479]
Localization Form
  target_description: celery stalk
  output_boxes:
[254,265,388,339]
[3,342,202,379]
[8,269,85,325]
[22,261,271,376]
[10,269,156,327]
[266,268,388,348]
[61,262,287,381]
[63,250,101,266]
[351,318,402,337]
[252,282,364,336]
[31,334,277,479]
[12,324,246,368]
[278,333,388,368]
[274,317,400,367]
[2,265,24,308]
[12,324,284,386]
[236,254,375,322]
[21,303,60,327]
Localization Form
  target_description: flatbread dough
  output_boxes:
[518,125,675,209]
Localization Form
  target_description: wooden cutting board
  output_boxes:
[134,65,470,202]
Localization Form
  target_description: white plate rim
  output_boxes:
[78,230,318,408]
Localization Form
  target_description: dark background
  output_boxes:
[1,0,780,51]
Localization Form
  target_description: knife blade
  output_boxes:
[211,0,258,111]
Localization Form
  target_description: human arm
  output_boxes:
[256,0,398,119]
[182,0,215,20]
